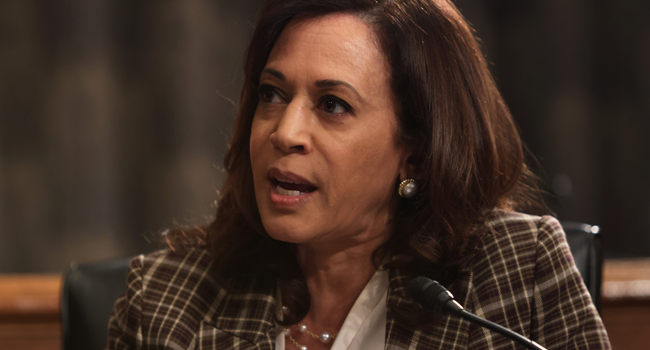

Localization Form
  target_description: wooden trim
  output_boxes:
[0,274,62,350]
[600,259,650,350]
[602,259,650,303]
[0,274,61,318]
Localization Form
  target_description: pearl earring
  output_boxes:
[398,179,418,198]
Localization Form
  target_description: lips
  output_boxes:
[268,168,317,194]
[267,168,317,200]
[272,178,317,196]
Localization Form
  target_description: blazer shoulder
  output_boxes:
[136,246,223,301]
[486,209,546,234]
[466,211,561,345]
[483,210,566,245]
[474,210,546,275]
[138,247,215,276]
[108,247,227,349]
[135,248,227,346]
[467,211,610,348]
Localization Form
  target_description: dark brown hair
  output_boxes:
[167,0,542,325]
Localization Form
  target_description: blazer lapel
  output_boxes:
[385,267,474,350]
[198,280,277,350]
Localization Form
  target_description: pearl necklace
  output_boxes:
[284,324,338,350]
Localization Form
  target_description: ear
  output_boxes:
[398,147,420,182]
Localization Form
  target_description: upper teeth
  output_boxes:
[276,177,301,184]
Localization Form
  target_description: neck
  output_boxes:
[295,234,388,331]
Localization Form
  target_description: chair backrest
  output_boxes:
[561,221,603,312]
[60,257,132,350]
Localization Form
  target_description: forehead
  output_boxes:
[265,13,389,86]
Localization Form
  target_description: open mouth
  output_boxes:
[271,177,317,197]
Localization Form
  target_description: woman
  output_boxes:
[107,0,610,349]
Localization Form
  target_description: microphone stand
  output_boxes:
[409,277,547,350]
[454,309,545,350]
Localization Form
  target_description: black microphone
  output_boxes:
[409,277,547,350]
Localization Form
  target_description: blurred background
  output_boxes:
[1,0,649,273]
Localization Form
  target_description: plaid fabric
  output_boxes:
[107,211,610,349]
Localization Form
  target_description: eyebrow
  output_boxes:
[262,68,286,81]
[261,68,362,100]
[315,79,362,100]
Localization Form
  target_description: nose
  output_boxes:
[269,99,312,154]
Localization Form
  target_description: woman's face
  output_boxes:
[250,13,412,248]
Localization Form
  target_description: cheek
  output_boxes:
[249,123,272,196]
[334,130,402,195]
[249,118,267,167]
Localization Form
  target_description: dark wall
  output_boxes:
[456,0,650,258]
[0,0,264,272]
[0,0,648,272]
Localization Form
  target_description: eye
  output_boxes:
[258,85,283,104]
[319,96,353,116]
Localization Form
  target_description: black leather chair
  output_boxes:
[61,257,133,350]
[561,221,603,312]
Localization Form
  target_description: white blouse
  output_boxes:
[275,266,389,350]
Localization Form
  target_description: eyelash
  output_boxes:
[318,95,354,116]
[257,84,354,117]
[258,85,283,104]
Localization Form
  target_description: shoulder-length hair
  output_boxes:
[168,0,541,325]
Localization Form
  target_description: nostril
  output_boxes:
[292,145,304,151]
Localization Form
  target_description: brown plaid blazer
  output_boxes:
[107,211,610,349]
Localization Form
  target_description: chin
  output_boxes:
[261,217,316,244]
